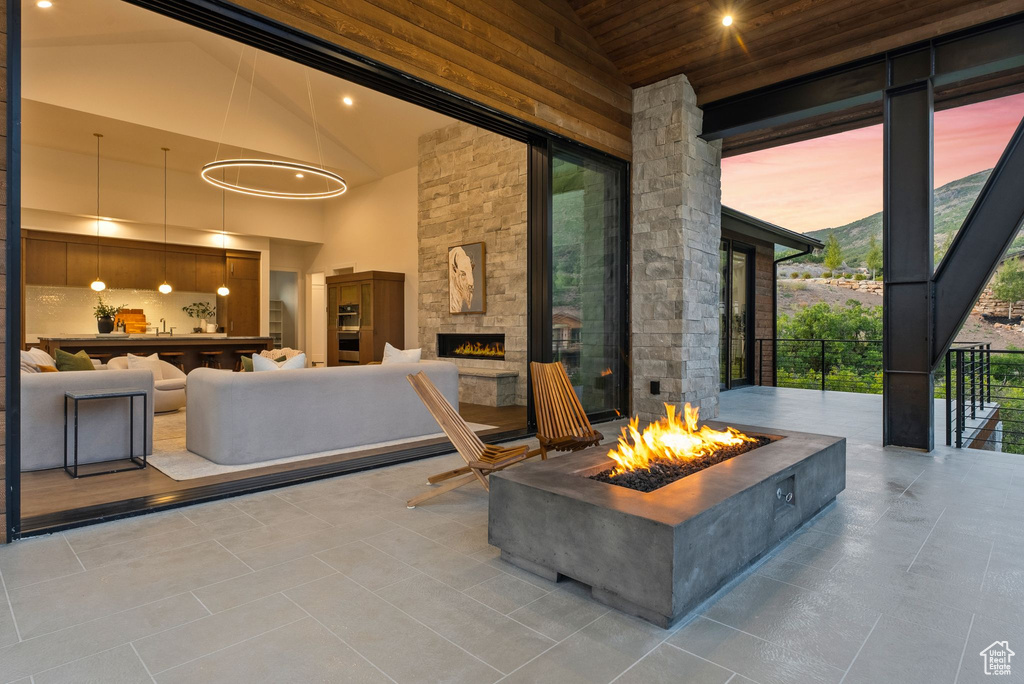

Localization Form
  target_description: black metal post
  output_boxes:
[970,347,977,420]
[820,339,826,391]
[882,48,935,450]
[945,351,951,446]
[956,350,964,449]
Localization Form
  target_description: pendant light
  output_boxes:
[90,133,106,292]
[201,47,346,200]
[158,147,172,294]
[217,189,230,297]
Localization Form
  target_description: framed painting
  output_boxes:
[448,242,486,314]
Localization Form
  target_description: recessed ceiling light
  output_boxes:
[37,0,53,7]
[295,173,304,178]
[722,15,733,26]
[342,96,354,106]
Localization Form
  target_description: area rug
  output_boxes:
[148,410,494,481]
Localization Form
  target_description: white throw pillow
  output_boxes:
[21,347,57,373]
[20,350,40,373]
[251,352,307,372]
[126,353,164,379]
[381,342,421,365]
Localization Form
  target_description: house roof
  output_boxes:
[721,206,824,253]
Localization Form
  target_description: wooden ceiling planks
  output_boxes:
[566,0,1024,105]
[233,0,633,158]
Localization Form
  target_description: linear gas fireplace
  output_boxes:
[437,333,505,360]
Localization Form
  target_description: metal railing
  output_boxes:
[755,338,883,394]
[755,337,1014,451]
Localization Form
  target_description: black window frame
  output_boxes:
[5,0,631,540]
[719,237,756,390]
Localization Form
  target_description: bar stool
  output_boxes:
[159,351,185,371]
[199,351,222,369]
[234,349,258,372]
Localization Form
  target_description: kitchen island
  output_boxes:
[37,335,275,372]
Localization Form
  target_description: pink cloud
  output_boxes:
[721,92,1024,233]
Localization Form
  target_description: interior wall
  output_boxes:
[309,167,419,349]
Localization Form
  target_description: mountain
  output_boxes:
[788,169,1007,265]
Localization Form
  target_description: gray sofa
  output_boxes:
[21,369,154,471]
[186,361,460,465]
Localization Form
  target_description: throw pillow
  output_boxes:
[381,342,421,364]
[243,355,286,372]
[37,365,59,373]
[126,353,164,379]
[55,349,96,372]
[251,353,305,372]
[21,347,56,373]
[20,350,40,374]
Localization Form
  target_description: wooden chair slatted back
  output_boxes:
[407,372,486,464]
[530,361,595,440]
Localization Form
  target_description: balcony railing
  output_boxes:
[755,338,1012,452]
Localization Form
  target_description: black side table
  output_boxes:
[64,388,148,478]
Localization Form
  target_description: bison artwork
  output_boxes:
[448,242,486,314]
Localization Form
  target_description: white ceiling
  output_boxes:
[21,0,454,189]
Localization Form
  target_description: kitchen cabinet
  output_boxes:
[165,252,197,292]
[24,238,67,286]
[325,271,405,366]
[196,254,226,292]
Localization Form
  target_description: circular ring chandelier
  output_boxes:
[201,159,347,200]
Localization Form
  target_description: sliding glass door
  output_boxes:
[720,239,754,389]
[549,146,628,417]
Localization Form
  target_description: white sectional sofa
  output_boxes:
[21,369,155,471]
[186,361,459,465]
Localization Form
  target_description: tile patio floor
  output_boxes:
[1,386,1022,683]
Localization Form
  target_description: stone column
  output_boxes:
[631,74,723,424]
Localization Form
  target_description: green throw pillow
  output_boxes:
[241,355,285,372]
[55,349,95,372]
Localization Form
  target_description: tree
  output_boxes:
[866,234,882,279]
[934,232,954,264]
[823,233,843,273]
[991,259,1024,320]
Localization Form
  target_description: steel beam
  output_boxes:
[882,50,935,451]
[932,115,1024,366]
[702,14,1024,141]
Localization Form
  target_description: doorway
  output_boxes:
[720,238,754,389]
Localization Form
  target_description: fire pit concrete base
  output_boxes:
[488,423,845,628]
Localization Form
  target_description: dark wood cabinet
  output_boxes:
[196,254,226,292]
[165,252,197,292]
[23,231,262,342]
[326,271,405,366]
[24,238,67,286]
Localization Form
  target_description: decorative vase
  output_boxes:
[97,316,114,334]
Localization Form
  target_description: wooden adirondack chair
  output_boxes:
[405,371,543,508]
[530,361,603,459]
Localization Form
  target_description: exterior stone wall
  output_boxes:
[417,122,529,407]
[631,74,722,423]
[827,278,1016,318]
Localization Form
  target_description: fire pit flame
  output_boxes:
[607,403,755,476]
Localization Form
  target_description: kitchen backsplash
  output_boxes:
[26,285,219,341]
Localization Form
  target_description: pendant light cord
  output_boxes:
[162,147,169,282]
[94,133,102,279]
[304,69,328,191]
[214,46,246,164]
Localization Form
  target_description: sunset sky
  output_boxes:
[721,92,1024,234]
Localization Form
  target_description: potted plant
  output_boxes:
[93,296,124,334]
[182,301,216,333]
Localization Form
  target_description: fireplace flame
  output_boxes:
[453,341,505,358]
[607,403,754,475]
[601,368,613,377]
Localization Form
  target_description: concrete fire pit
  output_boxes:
[488,423,845,628]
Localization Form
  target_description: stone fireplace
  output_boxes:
[418,121,528,408]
